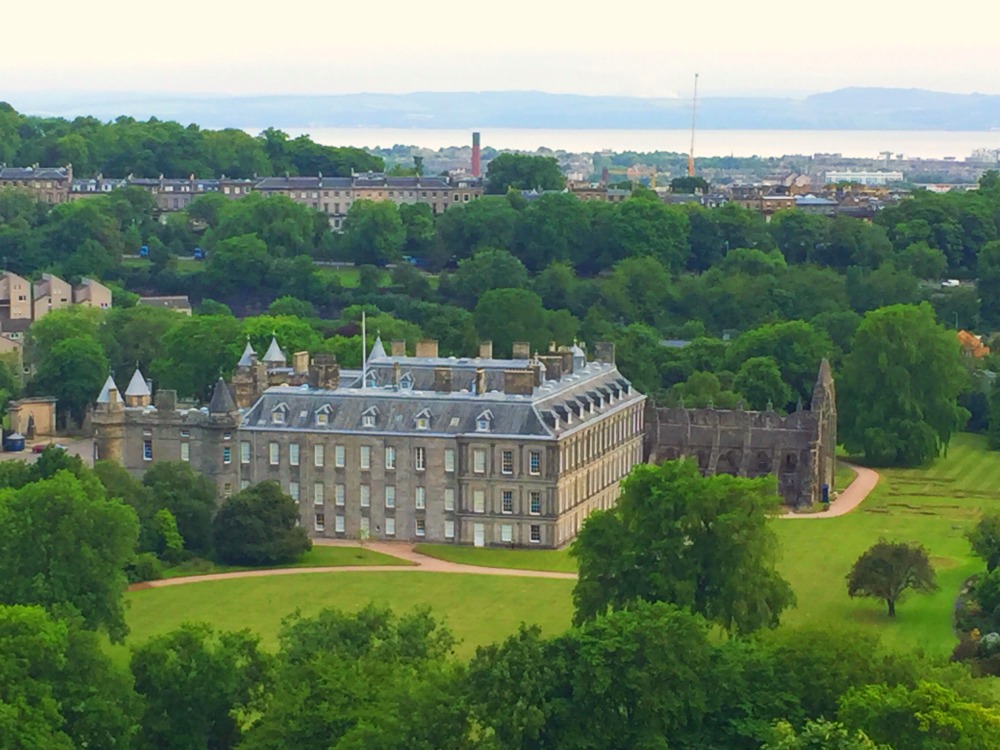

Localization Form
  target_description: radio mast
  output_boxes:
[687,73,699,177]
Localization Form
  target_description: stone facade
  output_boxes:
[644,360,837,506]
[92,337,645,549]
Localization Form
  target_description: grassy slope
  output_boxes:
[123,433,999,660]
[121,573,574,661]
[160,544,408,578]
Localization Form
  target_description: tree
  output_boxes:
[838,303,967,466]
[445,247,529,308]
[670,176,710,194]
[485,153,565,194]
[727,320,832,405]
[734,356,793,411]
[131,623,269,750]
[213,481,311,566]
[473,288,562,357]
[340,200,405,266]
[967,511,1000,572]
[571,460,795,634]
[0,472,139,641]
[29,335,109,426]
[846,539,937,618]
[151,314,243,401]
[762,719,883,750]
[989,378,1000,450]
[978,239,1000,327]
[142,462,219,556]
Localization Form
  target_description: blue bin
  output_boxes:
[3,433,25,452]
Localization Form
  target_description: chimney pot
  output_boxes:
[479,340,493,359]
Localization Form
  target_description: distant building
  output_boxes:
[958,330,990,359]
[0,165,72,204]
[33,273,73,320]
[825,170,905,186]
[73,278,112,310]
[137,296,193,316]
[0,272,33,323]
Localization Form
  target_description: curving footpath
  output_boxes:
[129,466,880,591]
[780,464,879,519]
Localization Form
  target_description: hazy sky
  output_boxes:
[3,0,997,98]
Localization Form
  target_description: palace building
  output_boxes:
[92,337,646,548]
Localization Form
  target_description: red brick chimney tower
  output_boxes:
[472,132,481,178]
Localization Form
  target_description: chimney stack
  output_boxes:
[415,339,439,358]
[479,340,493,359]
[474,368,486,395]
[472,132,481,178]
[503,369,535,395]
[433,367,453,392]
[391,339,406,357]
[293,351,310,375]
[392,361,402,387]
[512,341,531,360]
[538,355,563,381]
[594,341,616,364]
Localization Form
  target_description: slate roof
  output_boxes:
[240,360,642,439]
[0,167,69,181]
[125,369,151,397]
[137,296,191,310]
[208,378,237,413]
[237,341,256,368]
[263,336,286,364]
[96,375,119,404]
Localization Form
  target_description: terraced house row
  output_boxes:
[0,164,482,227]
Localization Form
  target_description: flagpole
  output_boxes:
[361,311,367,390]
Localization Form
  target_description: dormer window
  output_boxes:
[361,406,379,428]
[365,373,378,388]
[400,373,414,390]
[271,403,289,425]
[476,409,494,432]
[415,408,431,430]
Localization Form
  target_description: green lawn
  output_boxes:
[160,544,408,578]
[120,573,574,661]
[835,460,857,494]
[414,544,576,573]
[775,432,1000,657]
[121,433,1000,662]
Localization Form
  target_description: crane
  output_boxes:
[687,73,699,178]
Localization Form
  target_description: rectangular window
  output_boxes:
[335,514,345,533]
[180,442,190,462]
[335,445,345,468]
[223,483,232,498]
[269,442,279,465]
[530,451,541,475]
[502,450,514,475]
[444,448,455,472]
[385,446,396,469]
[473,490,485,513]
[240,480,249,490]
[314,444,324,467]
[444,488,455,512]
[222,446,231,465]
[502,490,513,514]
[143,440,152,461]
[415,487,426,510]
[385,486,396,508]
[360,446,371,470]
[473,449,486,474]
[289,443,300,466]
[415,518,426,537]
[530,525,541,544]
[415,447,426,471]
[313,482,324,505]
[385,517,396,536]
[501,524,513,543]
[315,513,325,532]
[360,485,370,507]
[361,517,370,535]
[241,441,251,464]
[335,484,345,506]
[289,481,300,501]
[530,491,541,515]
[445,520,455,539]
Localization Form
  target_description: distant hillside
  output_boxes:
[10,88,1000,131]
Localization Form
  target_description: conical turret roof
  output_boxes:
[96,374,118,404]
[237,340,256,368]
[208,377,237,414]
[125,368,151,397]
[262,336,286,364]
[369,335,387,361]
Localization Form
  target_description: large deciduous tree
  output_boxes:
[838,303,967,466]
[485,153,565,194]
[142,462,219,556]
[340,200,405,266]
[571,460,795,634]
[0,472,139,641]
[967,511,1000,572]
[213,481,311,566]
[846,539,937,618]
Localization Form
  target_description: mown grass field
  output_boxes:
[123,434,1000,660]
[160,544,407,578]
[119,573,574,661]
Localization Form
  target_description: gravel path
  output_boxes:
[128,466,880,590]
